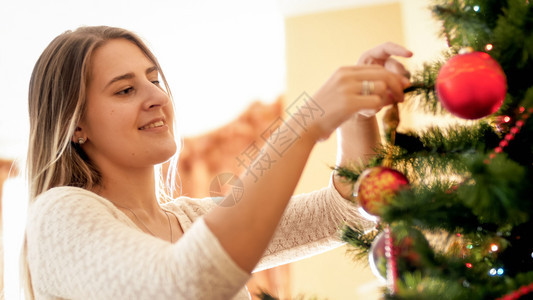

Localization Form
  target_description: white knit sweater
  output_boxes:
[26,178,374,299]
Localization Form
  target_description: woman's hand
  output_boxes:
[309,64,409,141]
[356,42,412,116]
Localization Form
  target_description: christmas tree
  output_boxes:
[339,0,533,299]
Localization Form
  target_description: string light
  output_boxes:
[462,280,471,288]
[485,44,493,51]
[490,244,499,252]
[466,263,473,268]
[473,5,480,12]
[503,116,511,123]
[489,267,505,276]
[467,244,473,250]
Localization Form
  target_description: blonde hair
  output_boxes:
[22,26,180,298]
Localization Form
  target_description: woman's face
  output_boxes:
[79,38,177,172]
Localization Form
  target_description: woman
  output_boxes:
[24,26,411,299]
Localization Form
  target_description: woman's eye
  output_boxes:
[152,80,160,85]
[117,87,133,95]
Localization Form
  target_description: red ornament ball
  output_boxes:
[353,166,409,217]
[436,51,507,119]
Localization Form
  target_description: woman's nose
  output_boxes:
[142,81,169,110]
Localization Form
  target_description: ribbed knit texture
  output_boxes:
[26,177,374,299]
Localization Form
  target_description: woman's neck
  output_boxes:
[96,166,162,216]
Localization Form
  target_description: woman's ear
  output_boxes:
[72,126,87,145]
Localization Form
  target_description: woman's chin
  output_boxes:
[154,143,178,164]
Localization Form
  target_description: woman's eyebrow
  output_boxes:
[105,72,134,90]
[104,66,158,91]
[146,65,158,74]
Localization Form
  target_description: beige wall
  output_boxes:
[284,1,447,299]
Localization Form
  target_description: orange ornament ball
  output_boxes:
[353,166,409,217]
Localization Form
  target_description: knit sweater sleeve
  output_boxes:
[254,175,376,272]
[26,187,250,300]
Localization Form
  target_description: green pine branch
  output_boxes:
[376,122,500,184]
[491,0,533,104]
[432,0,496,50]
[341,224,379,261]
[403,55,449,115]
[381,183,483,234]
[457,154,530,226]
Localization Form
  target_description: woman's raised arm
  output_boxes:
[204,63,409,272]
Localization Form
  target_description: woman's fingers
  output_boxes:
[358,42,413,65]
[384,58,411,78]
[381,72,409,101]
[351,94,383,112]
[357,80,387,98]
[375,42,413,59]
[348,67,408,102]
